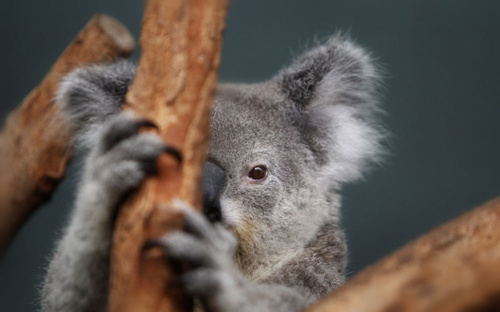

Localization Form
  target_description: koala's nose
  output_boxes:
[202,161,226,223]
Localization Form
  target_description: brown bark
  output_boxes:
[307,196,500,312]
[107,1,228,312]
[0,14,135,257]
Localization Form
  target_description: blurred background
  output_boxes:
[1,1,500,311]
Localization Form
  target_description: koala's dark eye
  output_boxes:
[248,166,267,180]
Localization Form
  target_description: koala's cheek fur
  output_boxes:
[218,196,267,279]
[219,178,286,277]
[221,175,283,221]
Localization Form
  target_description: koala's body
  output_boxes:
[41,35,383,312]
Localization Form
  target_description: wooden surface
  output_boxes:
[307,196,500,312]
[107,0,228,311]
[0,14,135,257]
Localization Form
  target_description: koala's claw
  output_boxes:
[162,145,182,163]
[99,114,158,152]
[99,113,182,163]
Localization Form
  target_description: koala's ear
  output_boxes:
[56,60,135,150]
[277,34,379,108]
[276,35,384,183]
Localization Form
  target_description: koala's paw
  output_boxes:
[147,203,244,310]
[84,113,181,205]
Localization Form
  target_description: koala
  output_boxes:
[41,34,383,312]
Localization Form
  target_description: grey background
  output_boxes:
[1,1,500,311]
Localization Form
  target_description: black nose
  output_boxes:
[202,162,226,223]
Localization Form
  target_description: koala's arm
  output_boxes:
[42,174,115,312]
[41,62,139,312]
[42,115,171,312]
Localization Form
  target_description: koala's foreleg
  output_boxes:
[41,114,179,312]
[41,174,117,312]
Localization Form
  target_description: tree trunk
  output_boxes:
[107,1,228,312]
[307,196,500,312]
[0,14,135,257]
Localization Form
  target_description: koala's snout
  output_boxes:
[202,161,226,223]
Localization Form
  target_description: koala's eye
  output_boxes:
[248,166,267,180]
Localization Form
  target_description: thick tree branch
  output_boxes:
[0,14,135,257]
[307,196,500,312]
[107,1,228,312]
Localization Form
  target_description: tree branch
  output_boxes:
[107,1,228,312]
[0,14,135,257]
[307,196,500,312]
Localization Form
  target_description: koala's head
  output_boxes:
[202,35,383,276]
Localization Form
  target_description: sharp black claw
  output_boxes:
[168,276,185,288]
[142,239,163,252]
[104,117,158,151]
[136,119,158,130]
[163,145,183,163]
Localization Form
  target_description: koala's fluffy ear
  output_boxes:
[56,60,135,150]
[276,34,384,184]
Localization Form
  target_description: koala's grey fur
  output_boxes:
[41,34,383,312]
